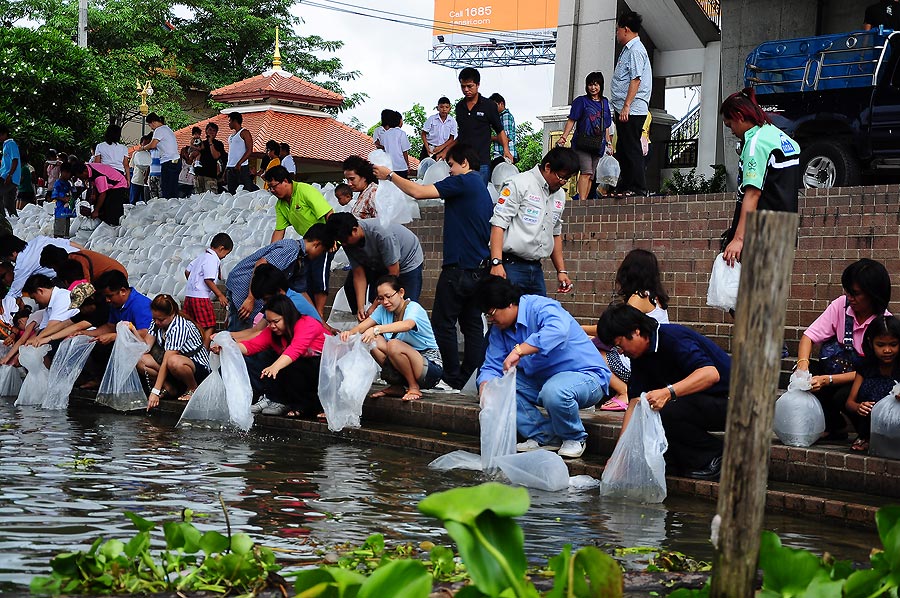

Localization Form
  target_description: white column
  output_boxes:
[697,41,723,178]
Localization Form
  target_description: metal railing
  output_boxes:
[695,0,720,29]
[665,140,699,168]
[671,103,701,142]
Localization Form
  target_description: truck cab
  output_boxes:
[745,28,900,188]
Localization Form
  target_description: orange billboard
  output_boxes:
[432,0,558,46]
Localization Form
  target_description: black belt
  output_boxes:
[442,263,486,271]
[503,254,541,266]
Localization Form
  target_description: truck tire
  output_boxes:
[799,141,861,189]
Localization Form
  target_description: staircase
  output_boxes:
[666,102,702,168]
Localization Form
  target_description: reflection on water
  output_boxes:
[0,401,881,589]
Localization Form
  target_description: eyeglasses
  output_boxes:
[376,290,399,302]
[553,171,572,183]
[485,308,498,319]
[613,344,624,354]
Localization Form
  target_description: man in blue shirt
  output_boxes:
[597,304,731,480]
[374,143,493,389]
[476,275,610,459]
[83,269,153,344]
[0,124,21,220]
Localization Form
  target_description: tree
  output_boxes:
[515,121,544,172]
[402,103,427,158]
[0,27,111,158]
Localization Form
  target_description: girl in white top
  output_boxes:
[93,125,129,174]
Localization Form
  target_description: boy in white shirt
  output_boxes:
[183,232,233,347]
[377,109,411,178]
[22,274,80,347]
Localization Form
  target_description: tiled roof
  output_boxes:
[211,71,344,107]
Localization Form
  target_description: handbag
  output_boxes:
[818,298,863,375]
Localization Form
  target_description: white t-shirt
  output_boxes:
[131,150,151,185]
[185,248,221,299]
[93,142,129,173]
[40,287,79,330]
[379,128,411,171]
[281,154,296,174]
[152,125,179,162]
[9,236,76,299]
[421,113,458,148]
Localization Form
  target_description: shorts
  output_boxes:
[53,217,71,238]
[381,349,444,390]
[574,148,602,179]
[183,296,217,329]
[304,251,334,295]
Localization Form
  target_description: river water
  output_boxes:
[0,401,880,590]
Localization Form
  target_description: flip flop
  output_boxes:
[599,396,628,411]
[851,438,869,452]
[369,386,405,399]
[177,389,194,402]
[401,389,423,402]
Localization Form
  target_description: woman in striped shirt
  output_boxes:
[143,294,211,409]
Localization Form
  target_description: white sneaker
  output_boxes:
[434,380,459,394]
[251,396,271,414]
[516,439,561,452]
[558,439,586,459]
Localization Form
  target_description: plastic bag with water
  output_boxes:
[494,450,570,491]
[0,365,24,396]
[707,253,741,311]
[773,369,825,447]
[479,367,517,472]
[213,332,254,432]
[318,334,379,432]
[596,154,621,187]
[43,336,96,410]
[870,381,900,459]
[599,393,668,503]
[96,322,149,411]
[15,344,52,407]
[178,353,229,427]
[326,287,363,332]
[427,449,483,471]
[417,157,436,177]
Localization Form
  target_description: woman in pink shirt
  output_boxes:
[795,259,892,442]
[232,295,330,417]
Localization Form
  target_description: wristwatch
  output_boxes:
[386,172,394,182]
[490,257,502,267]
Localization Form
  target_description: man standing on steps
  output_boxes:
[0,124,20,223]
[140,113,180,199]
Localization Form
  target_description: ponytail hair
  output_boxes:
[150,294,180,316]
[720,87,771,127]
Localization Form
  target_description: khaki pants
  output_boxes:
[194,176,218,194]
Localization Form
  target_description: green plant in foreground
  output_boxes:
[30,509,280,595]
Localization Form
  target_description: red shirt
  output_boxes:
[241,316,329,361]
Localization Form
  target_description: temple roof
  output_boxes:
[210,71,344,107]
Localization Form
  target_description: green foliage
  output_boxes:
[403,103,427,159]
[660,164,727,195]
[515,121,544,172]
[29,509,280,595]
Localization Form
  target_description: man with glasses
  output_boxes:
[489,146,579,296]
[476,275,609,459]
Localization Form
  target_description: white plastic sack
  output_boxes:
[367,149,392,170]
[491,161,518,187]
[870,381,900,459]
[707,253,741,311]
[0,365,24,396]
[330,247,350,271]
[479,368,517,472]
[213,332,254,432]
[96,322,149,411]
[417,157,436,178]
[596,154,621,187]
[43,336,96,410]
[461,369,478,397]
[178,354,229,427]
[374,181,414,226]
[494,451,570,491]
[428,449,483,471]
[773,369,825,447]
[422,160,450,185]
[600,394,668,503]
[326,287,362,332]
[15,344,52,407]
[318,335,380,432]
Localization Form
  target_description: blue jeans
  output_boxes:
[516,370,606,444]
[129,183,147,204]
[503,261,546,296]
[478,164,490,185]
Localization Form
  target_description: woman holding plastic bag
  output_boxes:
[556,72,612,201]
[342,155,378,220]
[795,259,891,442]
[844,316,900,452]
[340,275,442,402]
[217,295,330,417]
[141,294,211,409]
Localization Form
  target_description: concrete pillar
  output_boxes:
[696,41,723,178]
[551,0,617,107]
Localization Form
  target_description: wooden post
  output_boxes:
[710,210,798,598]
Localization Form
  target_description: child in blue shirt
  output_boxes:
[51,162,76,238]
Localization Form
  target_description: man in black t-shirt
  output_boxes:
[194,122,225,193]
[865,0,900,30]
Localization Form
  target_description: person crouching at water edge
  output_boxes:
[475,275,610,459]
[340,275,443,402]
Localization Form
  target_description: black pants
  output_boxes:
[430,266,486,389]
[263,356,322,416]
[226,165,258,194]
[0,181,17,217]
[846,407,873,441]
[99,188,128,226]
[814,383,853,434]
[614,114,647,195]
[659,392,729,472]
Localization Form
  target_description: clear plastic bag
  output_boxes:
[870,381,900,459]
[178,354,230,428]
[422,160,450,185]
[326,287,363,332]
[494,451,570,491]
[374,181,414,226]
[596,154,621,187]
[479,368,517,472]
[599,393,668,503]
[0,365,24,397]
[15,344,52,407]
[317,335,379,431]
[427,450,483,471]
[417,157,436,178]
[43,336,96,410]
[96,322,149,411]
[707,253,741,311]
[213,332,254,432]
[773,369,825,447]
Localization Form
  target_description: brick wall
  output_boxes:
[379,184,900,354]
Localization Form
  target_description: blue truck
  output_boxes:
[745,28,899,188]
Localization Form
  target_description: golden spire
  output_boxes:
[272,26,283,71]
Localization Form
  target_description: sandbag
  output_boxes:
[318,334,379,432]
[15,344,52,407]
[479,367,517,472]
[96,322,149,411]
[417,157,436,178]
[773,369,825,447]
[596,154,621,187]
[43,336,96,410]
[325,287,363,332]
[707,253,741,311]
[599,394,668,503]
[0,365,24,397]
[494,450,570,491]
[213,332,254,432]
[870,381,900,459]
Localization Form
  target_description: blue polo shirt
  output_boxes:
[628,323,732,399]
[108,288,152,330]
[286,288,322,322]
[434,171,492,269]
[478,295,610,387]
[1,138,21,185]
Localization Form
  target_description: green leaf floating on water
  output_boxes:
[759,531,833,597]
[418,482,530,523]
[357,559,431,598]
